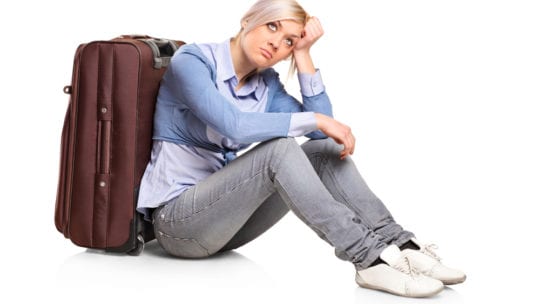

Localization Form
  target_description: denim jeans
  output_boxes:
[153,137,414,270]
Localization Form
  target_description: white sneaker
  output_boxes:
[356,245,444,298]
[402,238,466,285]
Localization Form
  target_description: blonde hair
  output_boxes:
[238,0,309,77]
[240,0,308,33]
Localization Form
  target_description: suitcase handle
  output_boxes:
[118,34,153,40]
[141,38,179,69]
[116,35,184,69]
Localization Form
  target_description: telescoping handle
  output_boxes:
[117,34,185,69]
[118,34,153,40]
[141,38,180,69]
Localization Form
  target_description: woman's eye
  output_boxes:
[267,23,277,31]
[285,39,293,47]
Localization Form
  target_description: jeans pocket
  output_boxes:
[155,194,193,223]
[155,230,210,258]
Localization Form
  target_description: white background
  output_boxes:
[1,0,539,303]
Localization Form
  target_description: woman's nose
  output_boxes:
[268,38,280,50]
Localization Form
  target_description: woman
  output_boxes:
[137,0,465,298]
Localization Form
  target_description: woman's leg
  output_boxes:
[218,137,414,253]
[217,192,289,252]
[153,137,387,269]
[299,138,415,247]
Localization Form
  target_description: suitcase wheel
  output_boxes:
[127,234,145,256]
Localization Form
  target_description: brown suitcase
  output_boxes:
[55,35,185,254]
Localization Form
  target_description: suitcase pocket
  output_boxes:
[54,103,73,235]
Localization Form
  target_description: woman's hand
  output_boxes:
[315,113,355,160]
[292,17,323,74]
[294,16,324,54]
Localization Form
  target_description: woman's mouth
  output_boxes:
[260,48,273,59]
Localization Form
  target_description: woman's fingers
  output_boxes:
[340,125,355,160]
[350,133,356,155]
[316,113,355,160]
[296,17,324,51]
[305,17,324,41]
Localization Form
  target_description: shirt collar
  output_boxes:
[215,39,236,83]
[215,39,264,100]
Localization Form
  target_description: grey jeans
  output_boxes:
[153,137,414,270]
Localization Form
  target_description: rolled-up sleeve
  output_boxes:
[287,112,317,137]
[264,68,332,140]
[298,69,325,97]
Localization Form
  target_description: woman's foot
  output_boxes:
[401,238,466,285]
[355,245,444,298]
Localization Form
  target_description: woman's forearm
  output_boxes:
[294,50,316,75]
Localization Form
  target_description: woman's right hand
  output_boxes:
[314,113,355,160]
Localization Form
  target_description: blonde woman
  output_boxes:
[137,0,465,298]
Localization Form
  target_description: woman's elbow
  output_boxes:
[220,122,249,144]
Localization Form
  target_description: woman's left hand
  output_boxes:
[314,113,355,160]
[294,16,324,54]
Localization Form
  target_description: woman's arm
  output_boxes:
[293,16,324,75]
[296,17,356,160]
[267,70,331,139]
[164,52,296,144]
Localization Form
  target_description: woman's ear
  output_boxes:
[241,20,248,30]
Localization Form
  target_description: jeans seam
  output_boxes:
[157,230,210,255]
[312,152,375,228]
[277,172,367,263]
[167,169,268,223]
[271,138,294,177]
[274,178,330,241]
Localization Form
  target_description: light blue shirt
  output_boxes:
[137,39,326,219]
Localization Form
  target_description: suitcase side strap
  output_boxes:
[93,43,114,247]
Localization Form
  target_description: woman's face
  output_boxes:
[241,19,304,68]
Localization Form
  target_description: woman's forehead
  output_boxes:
[274,19,303,36]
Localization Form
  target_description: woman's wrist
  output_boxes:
[314,113,327,130]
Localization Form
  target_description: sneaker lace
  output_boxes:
[421,243,441,262]
[394,256,421,278]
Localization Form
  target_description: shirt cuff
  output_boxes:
[298,69,325,97]
[287,112,318,137]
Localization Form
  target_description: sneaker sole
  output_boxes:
[355,273,444,298]
[441,275,467,285]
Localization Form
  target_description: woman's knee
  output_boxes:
[300,137,341,157]
[266,137,299,149]
[259,137,304,161]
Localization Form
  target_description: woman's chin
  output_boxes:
[250,55,276,69]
